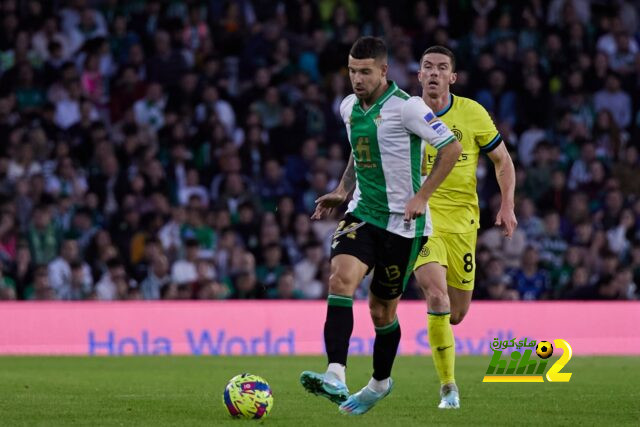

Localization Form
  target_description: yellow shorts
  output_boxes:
[414,231,477,291]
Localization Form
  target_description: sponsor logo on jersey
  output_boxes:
[430,120,448,136]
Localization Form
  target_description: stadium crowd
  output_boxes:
[0,0,638,301]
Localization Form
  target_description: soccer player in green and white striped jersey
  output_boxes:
[300,37,462,415]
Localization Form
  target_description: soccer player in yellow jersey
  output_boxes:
[413,46,518,409]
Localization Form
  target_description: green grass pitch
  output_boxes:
[1,356,639,426]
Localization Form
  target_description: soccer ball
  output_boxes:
[222,373,273,419]
[536,341,554,359]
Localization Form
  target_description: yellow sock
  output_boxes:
[428,312,455,385]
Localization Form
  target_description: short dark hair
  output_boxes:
[185,238,200,248]
[350,37,387,61]
[420,45,456,71]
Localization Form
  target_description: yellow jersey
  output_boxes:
[422,94,502,234]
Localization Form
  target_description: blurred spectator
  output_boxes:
[0,261,17,300]
[251,86,283,130]
[510,246,549,301]
[538,211,568,269]
[268,268,304,299]
[478,223,527,269]
[523,142,553,201]
[550,245,583,297]
[197,279,230,300]
[293,241,325,299]
[593,74,632,129]
[597,22,638,74]
[32,265,55,300]
[230,269,263,299]
[539,170,570,215]
[47,237,92,300]
[8,143,42,181]
[141,253,170,300]
[259,159,293,212]
[110,65,146,122]
[133,82,166,133]
[171,238,200,286]
[178,168,209,207]
[517,198,545,241]
[256,242,285,291]
[27,204,60,265]
[195,84,235,135]
[146,30,188,88]
[0,210,17,264]
[593,109,627,160]
[158,206,186,259]
[95,257,127,300]
[476,68,517,127]
[567,141,596,190]
[614,145,640,195]
[562,265,594,299]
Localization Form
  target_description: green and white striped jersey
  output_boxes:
[340,81,455,238]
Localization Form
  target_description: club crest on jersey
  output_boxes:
[452,127,463,141]
[419,245,430,257]
[373,114,383,127]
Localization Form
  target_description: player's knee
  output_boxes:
[423,281,450,312]
[328,271,353,296]
[369,301,396,327]
[418,276,449,309]
[369,307,395,327]
[416,268,440,292]
[427,291,450,313]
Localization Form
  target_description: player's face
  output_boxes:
[348,56,387,100]
[419,53,457,97]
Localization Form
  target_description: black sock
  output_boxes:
[372,317,401,380]
[324,294,354,365]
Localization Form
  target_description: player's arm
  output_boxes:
[487,143,517,237]
[311,152,355,220]
[401,97,462,220]
[474,100,517,237]
[312,95,357,220]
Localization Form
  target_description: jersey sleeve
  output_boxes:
[339,94,356,123]
[401,97,456,150]
[472,101,503,153]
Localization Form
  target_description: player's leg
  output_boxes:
[444,231,477,325]
[448,287,473,325]
[301,216,374,405]
[324,254,369,378]
[339,231,418,415]
[300,254,369,404]
[339,293,399,415]
[369,293,401,389]
[414,236,459,409]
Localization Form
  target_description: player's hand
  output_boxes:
[311,190,347,220]
[495,205,517,238]
[404,194,428,222]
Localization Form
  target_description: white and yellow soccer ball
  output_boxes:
[223,373,273,419]
[536,341,554,359]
